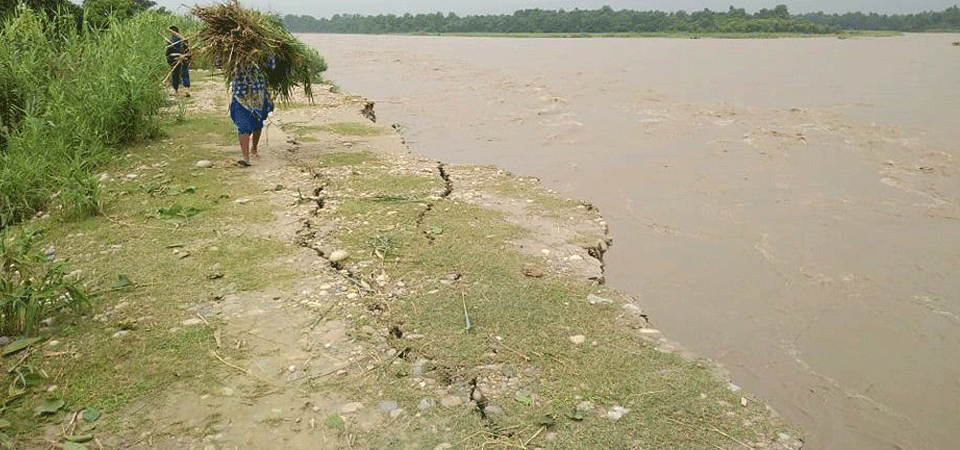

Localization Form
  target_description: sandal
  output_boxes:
[237,160,251,167]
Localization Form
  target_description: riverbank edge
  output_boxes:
[5,74,803,449]
[300,86,808,448]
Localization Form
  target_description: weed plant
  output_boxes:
[0,6,170,229]
[0,227,87,336]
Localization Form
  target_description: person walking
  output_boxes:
[165,25,191,97]
[230,60,274,167]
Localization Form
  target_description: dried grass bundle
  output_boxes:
[192,0,322,102]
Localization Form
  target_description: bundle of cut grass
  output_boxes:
[192,0,324,102]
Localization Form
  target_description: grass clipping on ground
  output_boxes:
[192,0,321,101]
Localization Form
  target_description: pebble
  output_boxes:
[569,335,586,345]
[418,398,436,410]
[112,330,130,339]
[389,408,405,419]
[182,318,204,326]
[329,250,349,262]
[483,404,504,417]
[606,406,630,421]
[440,396,463,407]
[622,304,643,313]
[377,401,399,412]
[340,402,364,414]
[126,174,138,180]
[412,358,427,376]
[587,294,613,305]
[196,160,213,168]
[98,173,110,182]
[569,255,583,261]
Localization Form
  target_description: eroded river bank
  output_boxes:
[303,33,960,450]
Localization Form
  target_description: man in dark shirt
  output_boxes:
[165,25,191,97]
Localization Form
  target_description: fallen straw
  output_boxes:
[462,293,472,331]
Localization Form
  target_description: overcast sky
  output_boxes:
[148,0,956,19]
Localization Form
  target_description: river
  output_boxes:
[301,33,960,450]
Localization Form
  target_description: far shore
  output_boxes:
[295,30,904,39]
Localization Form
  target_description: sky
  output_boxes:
[141,0,958,19]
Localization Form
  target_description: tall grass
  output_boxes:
[0,5,171,228]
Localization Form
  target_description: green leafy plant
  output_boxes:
[0,6,170,229]
[0,228,88,336]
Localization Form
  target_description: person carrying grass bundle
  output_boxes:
[192,1,324,166]
[165,25,191,97]
[230,60,274,167]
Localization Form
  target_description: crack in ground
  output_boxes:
[415,162,455,244]
[437,162,453,198]
[292,179,377,295]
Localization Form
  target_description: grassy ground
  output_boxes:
[0,98,296,446]
[302,150,795,449]
[0,77,801,449]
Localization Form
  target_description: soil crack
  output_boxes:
[437,162,453,198]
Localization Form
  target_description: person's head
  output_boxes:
[169,25,179,34]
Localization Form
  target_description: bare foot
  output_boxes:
[251,151,260,160]
[237,159,251,167]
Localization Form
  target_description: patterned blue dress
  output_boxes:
[229,62,274,134]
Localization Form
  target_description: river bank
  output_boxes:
[0,72,801,449]
[306,32,960,450]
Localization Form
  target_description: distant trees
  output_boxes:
[800,6,960,31]
[283,5,824,35]
[282,5,960,35]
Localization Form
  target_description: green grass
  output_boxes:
[0,101,297,446]
[304,151,795,449]
[283,122,384,142]
[0,8,171,229]
[164,115,238,147]
[0,227,89,336]
[0,58,796,449]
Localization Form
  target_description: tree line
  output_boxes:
[800,6,960,31]
[282,4,960,35]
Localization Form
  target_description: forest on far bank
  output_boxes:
[282,4,960,35]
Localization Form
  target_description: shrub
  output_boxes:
[0,6,170,229]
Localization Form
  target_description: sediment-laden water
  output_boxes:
[301,33,960,450]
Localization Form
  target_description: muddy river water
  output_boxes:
[301,33,960,449]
